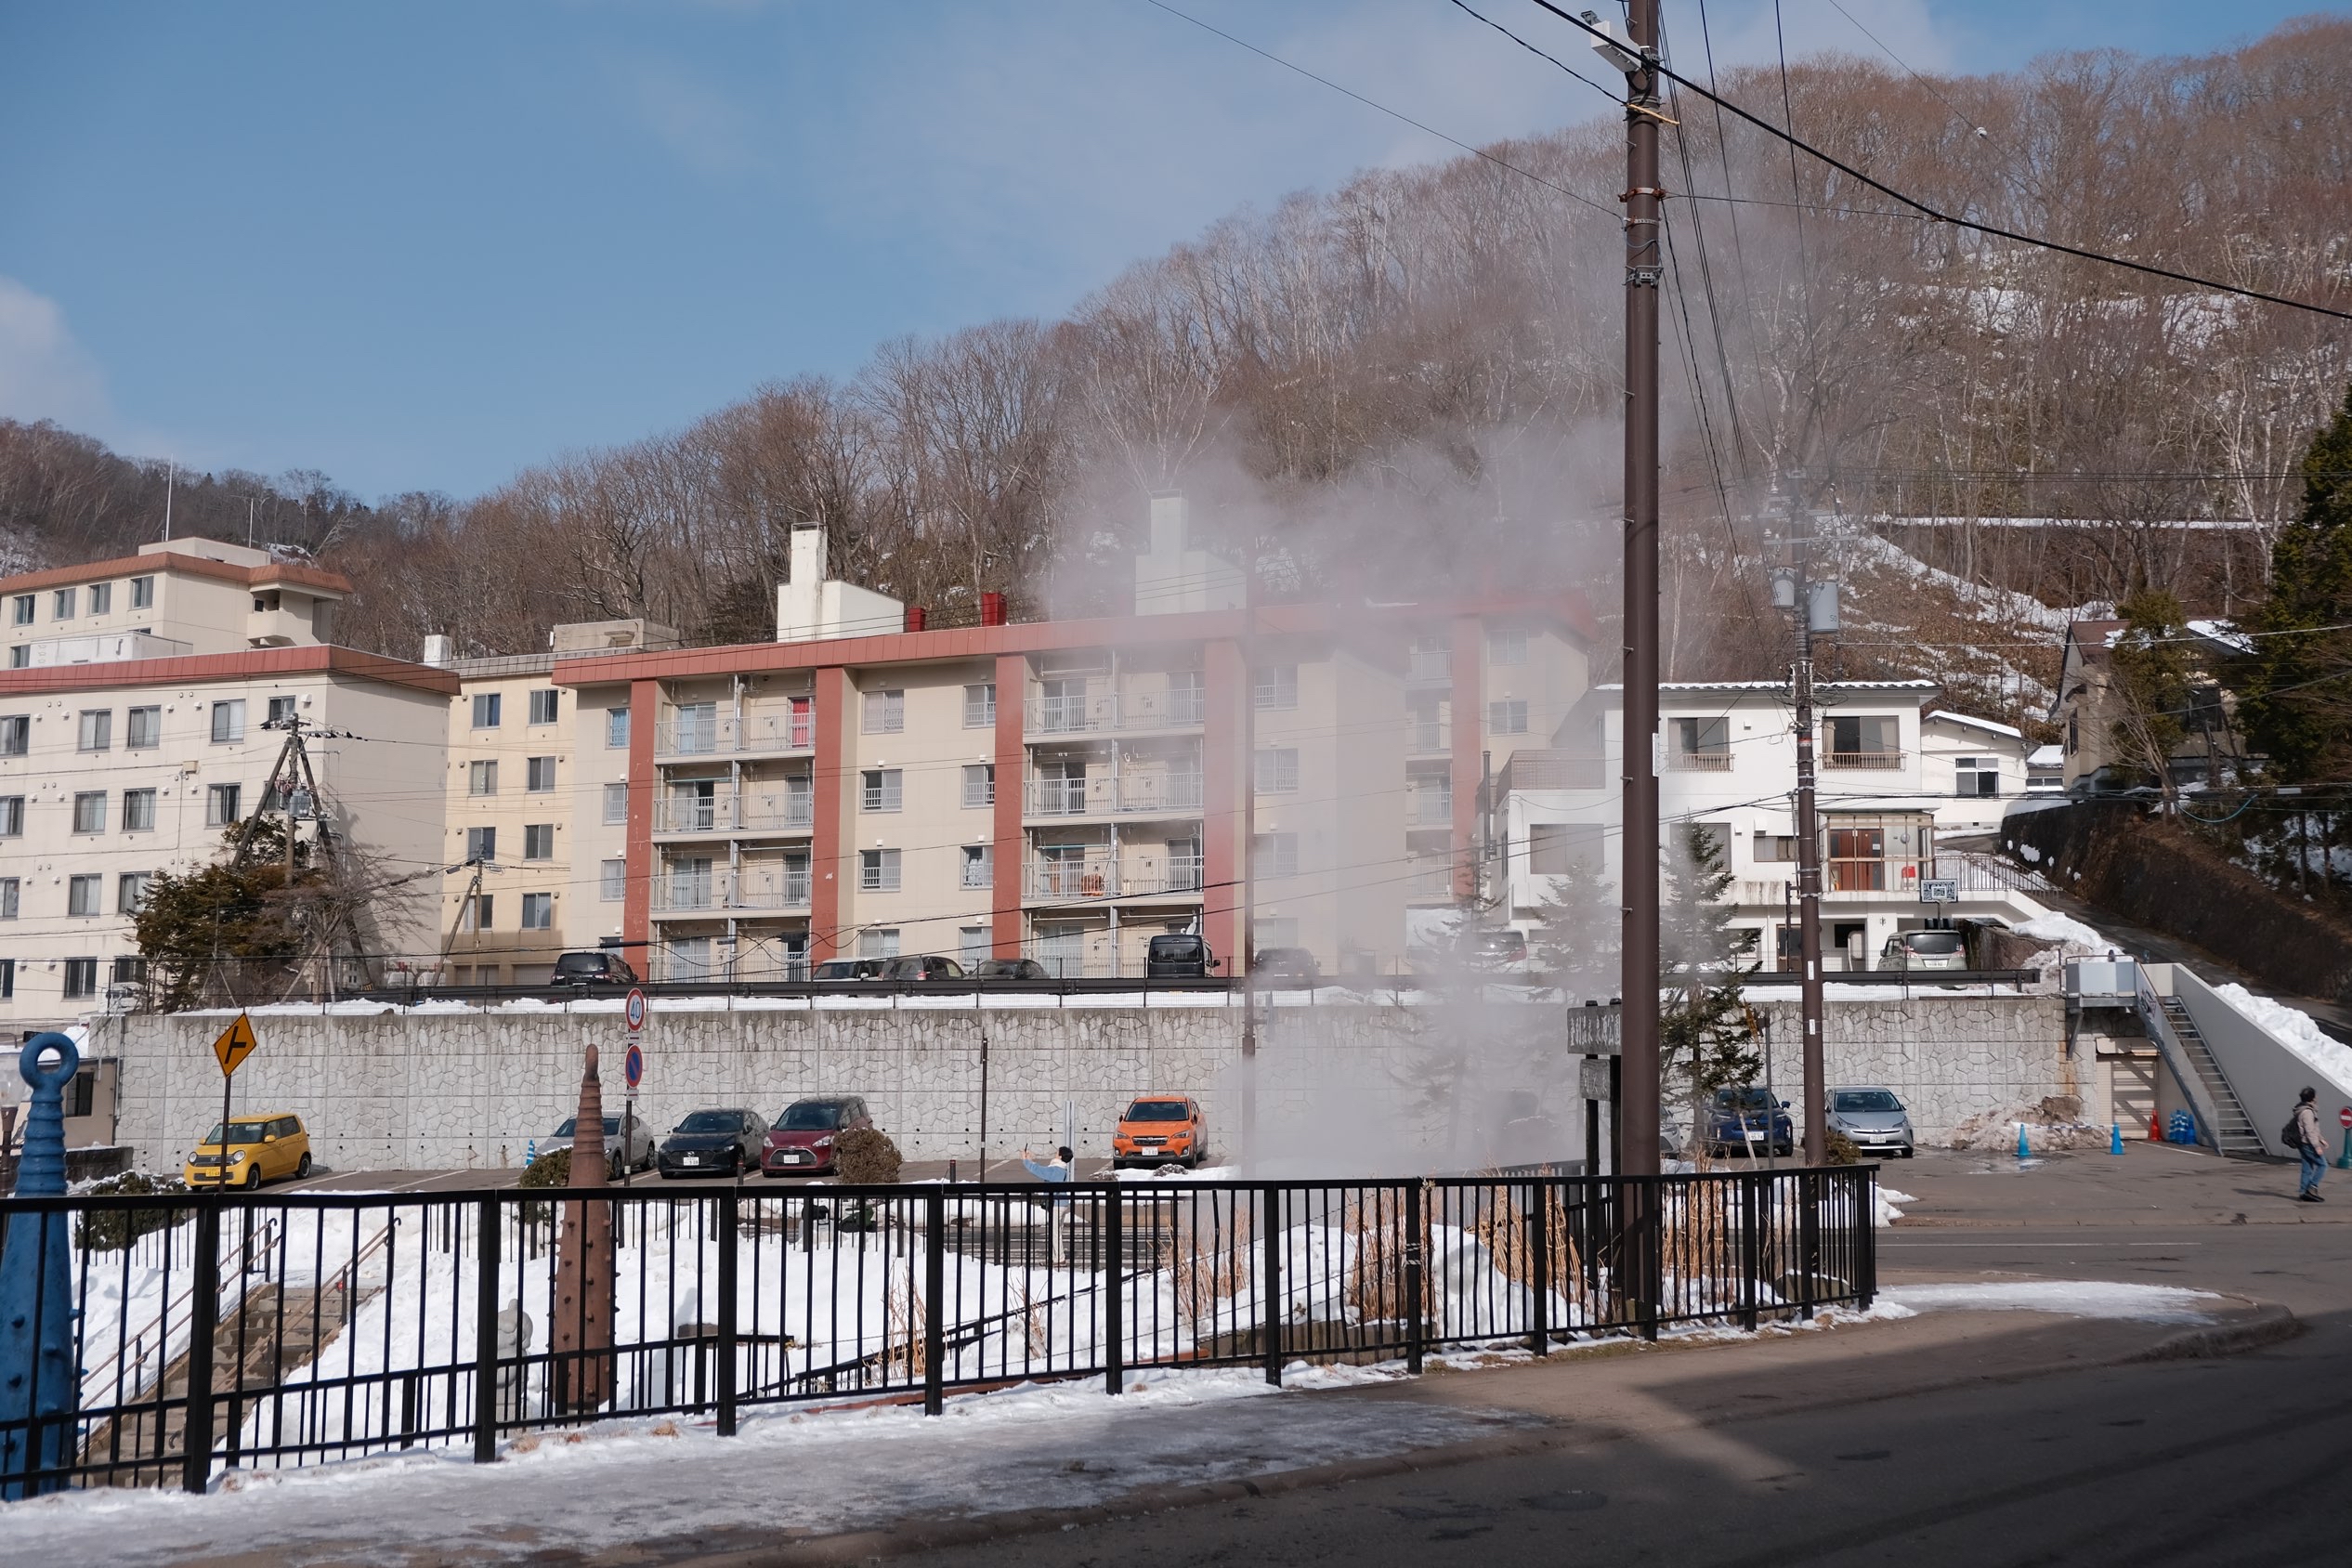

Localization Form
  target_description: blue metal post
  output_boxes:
[1,1033,82,1498]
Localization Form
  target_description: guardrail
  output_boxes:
[0,1168,1876,1495]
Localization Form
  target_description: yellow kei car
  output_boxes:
[184,1113,313,1188]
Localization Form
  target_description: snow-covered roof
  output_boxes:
[1927,709,2024,740]
[2028,743,2063,767]
[1592,680,1939,694]
[2187,618,2254,655]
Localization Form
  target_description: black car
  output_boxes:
[1145,934,1218,978]
[1251,947,1321,983]
[884,954,965,981]
[553,950,638,987]
[657,1108,767,1178]
[973,957,1050,981]
[811,959,888,981]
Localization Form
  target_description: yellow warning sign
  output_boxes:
[213,1013,259,1077]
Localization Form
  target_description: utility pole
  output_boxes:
[1774,492,1833,1166]
[1614,0,1665,1181]
[1238,543,1259,1172]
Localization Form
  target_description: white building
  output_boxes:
[1500,681,2049,976]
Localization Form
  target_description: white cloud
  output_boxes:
[0,276,112,429]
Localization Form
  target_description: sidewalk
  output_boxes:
[1887,1143,2348,1227]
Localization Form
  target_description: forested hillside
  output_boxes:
[3,15,2345,731]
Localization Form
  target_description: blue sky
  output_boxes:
[0,0,2331,499]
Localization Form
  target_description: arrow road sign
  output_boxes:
[212,1013,259,1077]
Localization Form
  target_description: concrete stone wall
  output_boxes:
[103,991,2069,1173]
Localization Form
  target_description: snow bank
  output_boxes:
[2009,910,2116,952]
[1879,1280,2219,1325]
[2208,984,2352,1090]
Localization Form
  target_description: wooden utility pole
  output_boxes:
[1788,501,1828,1166]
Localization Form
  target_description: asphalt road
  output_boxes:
[873,1147,2352,1568]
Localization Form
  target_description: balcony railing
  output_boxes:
[1823,750,1905,771]
[1409,795,1455,827]
[1024,858,1206,901]
[1407,720,1447,754]
[655,711,816,758]
[652,871,812,913]
[1407,650,1451,685]
[1025,773,1206,817]
[1666,751,1733,772]
[1024,689,1207,736]
[655,791,816,834]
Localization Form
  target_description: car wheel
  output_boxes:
[296,1153,312,1178]
[243,1163,265,1190]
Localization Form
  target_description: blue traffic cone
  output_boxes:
[2110,1122,2125,1155]
[2016,1122,2031,1160]
[527,1138,537,1166]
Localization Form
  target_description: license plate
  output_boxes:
[1742,1130,1763,1141]
[685,1156,701,1166]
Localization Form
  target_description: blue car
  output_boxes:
[1706,1087,1794,1157]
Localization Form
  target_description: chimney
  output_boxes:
[979,592,1008,627]
[1148,492,1186,557]
[904,606,928,633]
[422,634,452,668]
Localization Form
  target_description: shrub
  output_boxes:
[1823,1130,1862,1166]
[518,1148,573,1188]
[75,1170,190,1251]
[832,1128,902,1185]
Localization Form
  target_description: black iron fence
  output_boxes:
[0,1167,1875,1496]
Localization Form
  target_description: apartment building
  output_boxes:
[551,501,1596,982]
[1500,681,2047,978]
[0,542,453,1031]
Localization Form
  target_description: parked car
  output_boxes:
[552,950,638,987]
[1462,928,1532,973]
[1145,934,1218,978]
[973,957,1051,981]
[545,1113,655,1176]
[184,1113,312,1189]
[885,954,966,981]
[1705,1087,1795,1158]
[1877,929,1967,972]
[762,1096,874,1175]
[1111,1095,1207,1169]
[1251,947,1321,983]
[811,959,888,982]
[658,1108,768,1179]
[1824,1087,1915,1157]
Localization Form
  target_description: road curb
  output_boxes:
[2130,1300,2302,1361]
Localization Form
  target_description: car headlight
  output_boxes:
[229,1150,248,1162]
[814,1135,835,1148]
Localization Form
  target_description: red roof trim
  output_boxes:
[0,549,353,598]
[0,644,457,698]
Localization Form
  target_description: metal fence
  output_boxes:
[0,1167,1875,1496]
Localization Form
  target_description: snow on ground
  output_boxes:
[2209,984,2352,1091]
[0,1365,1533,1566]
[2009,909,2119,952]
[1879,1280,2220,1325]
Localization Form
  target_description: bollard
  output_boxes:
[2110,1122,2125,1156]
[0,1033,82,1499]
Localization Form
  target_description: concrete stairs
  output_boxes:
[2160,998,2267,1158]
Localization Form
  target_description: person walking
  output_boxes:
[1021,1144,1074,1262]
[2290,1088,2329,1203]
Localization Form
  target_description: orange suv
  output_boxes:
[1112,1095,1207,1169]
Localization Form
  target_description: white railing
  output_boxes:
[1823,750,1906,771]
[1024,858,1206,900]
[651,872,812,913]
[1666,751,1733,771]
[1407,720,1447,754]
[655,791,816,834]
[1024,774,1206,817]
[655,711,815,757]
[1409,795,1455,827]
[1024,689,1207,735]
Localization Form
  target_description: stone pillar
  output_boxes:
[551,1043,614,1413]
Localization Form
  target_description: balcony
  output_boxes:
[1025,773,1206,818]
[1406,719,1447,755]
[1408,794,1456,828]
[1025,688,1206,736]
[1407,649,1451,686]
[1024,857,1206,902]
[1823,750,1905,771]
[652,870,812,915]
[656,710,815,759]
[1666,750,1733,772]
[654,791,816,836]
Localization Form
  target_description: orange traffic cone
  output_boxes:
[2148,1110,2163,1143]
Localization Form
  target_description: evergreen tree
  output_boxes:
[2241,385,2352,782]
[2107,587,2196,800]
[1658,824,1762,1153]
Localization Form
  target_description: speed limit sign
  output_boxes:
[625,987,648,1032]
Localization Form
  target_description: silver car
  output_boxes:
[1824,1087,1914,1157]
[1878,929,1967,972]
[543,1113,655,1176]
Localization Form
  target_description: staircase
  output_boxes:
[2160,998,2267,1157]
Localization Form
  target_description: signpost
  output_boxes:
[1917,879,1959,905]
[2337,1105,2351,1169]
[621,990,647,1185]
[210,1013,258,1157]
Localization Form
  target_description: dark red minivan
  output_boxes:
[761,1096,874,1176]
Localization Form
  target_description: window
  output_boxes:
[521,892,553,930]
[88,582,112,615]
[126,705,160,748]
[1530,822,1603,875]
[1251,831,1300,880]
[1671,716,1730,763]
[603,782,628,825]
[111,955,146,987]
[0,959,9,999]
[77,710,112,751]
[9,594,31,626]
[53,587,76,619]
[859,848,902,892]
[862,688,905,734]
[472,692,503,728]
[459,895,493,933]
[1253,664,1299,710]
[1953,756,2002,798]
[607,706,631,748]
[117,872,151,915]
[131,575,154,609]
[529,689,559,725]
[72,791,107,833]
[1754,832,1798,863]
[68,875,100,917]
[6,647,22,669]
[524,823,555,860]
[1254,747,1300,793]
[0,878,16,918]
[961,764,995,808]
[211,700,245,743]
[964,683,997,727]
[468,759,498,796]
[63,958,98,999]
[600,859,627,902]
[466,826,498,862]
[960,925,990,969]
[206,784,241,826]
[861,768,903,812]
[858,928,901,960]
[960,843,993,889]
[123,789,156,831]
[1489,626,1527,665]
[267,695,296,726]
[527,756,556,792]
[0,714,26,756]
[1488,699,1529,736]
[0,796,20,835]
[1826,714,1900,762]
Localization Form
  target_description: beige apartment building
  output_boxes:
[0,541,452,1031]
